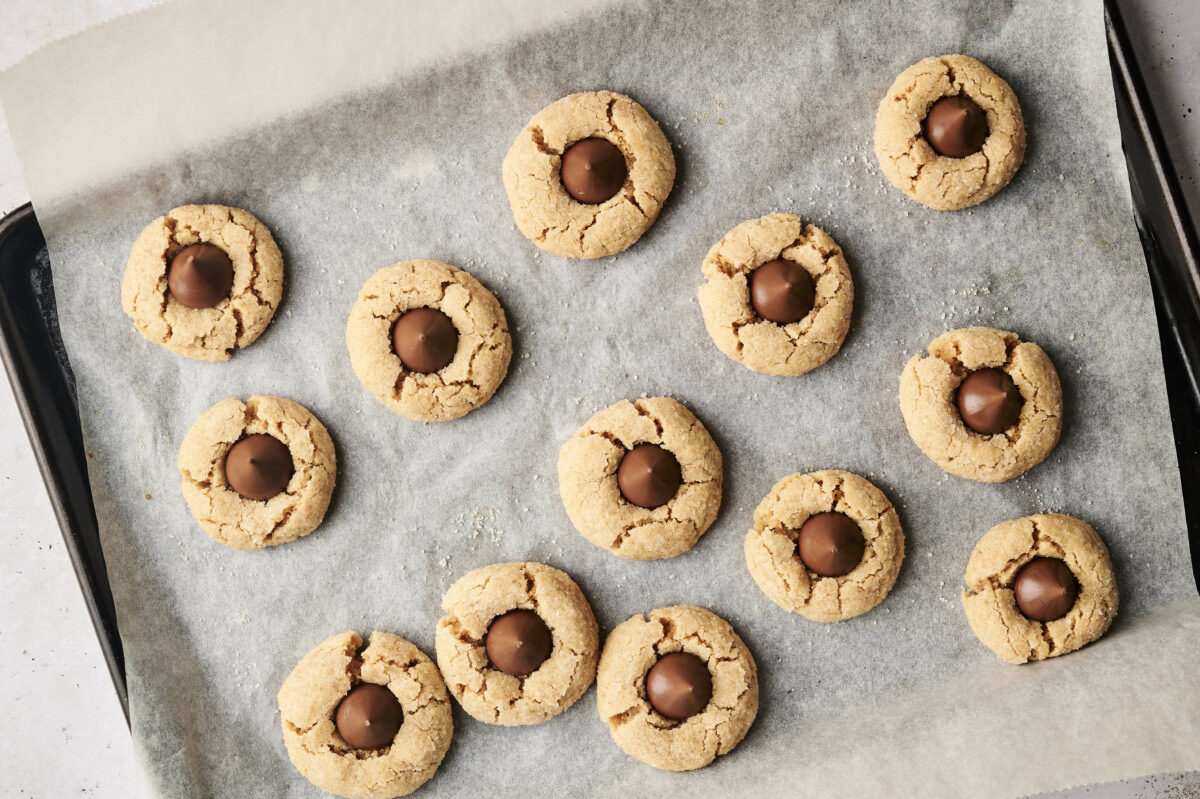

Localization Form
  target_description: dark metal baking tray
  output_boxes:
[0,202,128,720]
[1107,0,1200,580]
[0,0,1195,729]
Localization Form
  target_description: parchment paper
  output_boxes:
[3,0,1200,796]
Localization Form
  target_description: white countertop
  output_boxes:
[1,1,1197,796]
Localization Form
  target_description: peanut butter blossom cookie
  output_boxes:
[557,397,723,560]
[435,562,599,726]
[961,514,1118,664]
[596,606,758,772]
[874,54,1025,210]
[277,631,453,798]
[899,326,1062,483]
[121,204,283,360]
[346,259,512,422]
[698,213,854,376]
[502,90,675,259]
[745,469,904,622]
[178,395,336,550]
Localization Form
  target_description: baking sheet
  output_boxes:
[3,0,1200,796]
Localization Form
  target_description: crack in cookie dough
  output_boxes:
[596,606,757,772]
[435,562,599,726]
[558,397,722,560]
[502,91,675,259]
[178,395,336,550]
[744,470,904,622]
[698,213,853,376]
[121,204,283,361]
[961,514,1118,664]
[874,55,1025,210]
[346,260,512,422]
[277,631,453,798]
[899,327,1062,483]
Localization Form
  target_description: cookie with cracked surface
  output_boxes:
[874,54,1025,210]
[745,470,904,622]
[899,326,1062,483]
[557,397,722,560]
[178,395,336,550]
[435,562,599,726]
[502,90,675,259]
[962,514,1118,664]
[277,631,453,799]
[596,606,757,772]
[121,204,283,361]
[346,260,512,422]
[698,213,854,376]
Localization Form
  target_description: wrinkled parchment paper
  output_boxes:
[4,0,1200,796]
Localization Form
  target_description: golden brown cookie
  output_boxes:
[899,326,1062,483]
[697,213,854,376]
[961,514,1118,664]
[874,55,1025,210]
[178,395,336,550]
[557,397,723,560]
[345,259,512,422]
[121,204,283,360]
[435,562,599,726]
[596,606,757,772]
[501,90,675,259]
[277,631,453,799]
[745,469,904,622]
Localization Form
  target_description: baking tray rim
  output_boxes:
[0,0,1196,739]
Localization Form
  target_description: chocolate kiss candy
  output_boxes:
[561,137,627,203]
[749,259,815,324]
[617,443,682,509]
[1013,557,1079,622]
[224,434,293,500]
[392,307,459,374]
[645,651,712,720]
[796,511,865,577]
[485,609,553,676]
[957,368,1023,435]
[167,243,233,308]
[923,95,989,158]
[335,683,403,750]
